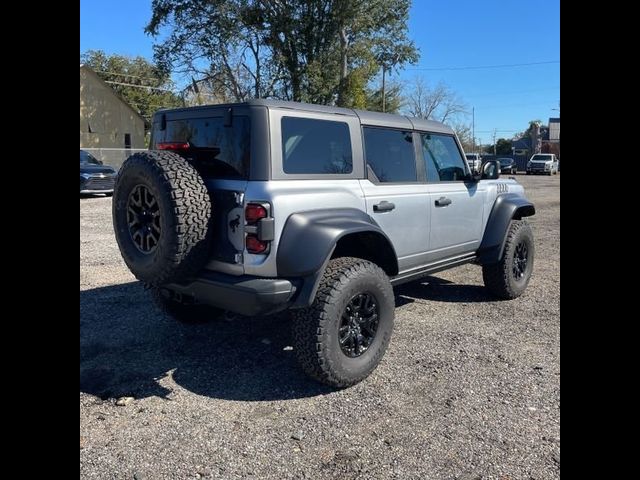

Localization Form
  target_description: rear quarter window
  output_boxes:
[281,117,353,174]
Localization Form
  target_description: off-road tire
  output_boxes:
[113,151,212,286]
[150,287,223,324]
[482,220,534,299]
[291,257,395,388]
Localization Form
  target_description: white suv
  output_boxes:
[465,153,482,172]
[526,153,559,175]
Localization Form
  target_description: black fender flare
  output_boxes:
[477,193,535,264]
[276,208,397,307]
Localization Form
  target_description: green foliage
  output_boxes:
[522,119,545,138]
[81,50,183,127]
[495,138,513,155]
[145,0,419,106]
[366,81,402,113]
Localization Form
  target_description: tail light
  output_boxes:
[246,235,268,254]
[245,203,268,224]
[157,142,190,151]
[244,202,273,254]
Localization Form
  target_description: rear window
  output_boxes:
[156,116,251,179]
[281,117,353,174]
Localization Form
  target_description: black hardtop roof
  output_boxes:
[156,99,454,134]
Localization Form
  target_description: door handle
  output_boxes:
[435,197,452,207]
[373,201,395,212]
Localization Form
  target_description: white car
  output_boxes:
[465,153,482,172]
[526,153,559,175]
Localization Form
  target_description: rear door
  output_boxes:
[419,132,486,261]
[359,126,431,272]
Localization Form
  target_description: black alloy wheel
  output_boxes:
[339,292,380,358]
[512,241,529,281]
[127,184,161,253]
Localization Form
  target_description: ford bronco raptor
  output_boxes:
[113,100,535,388]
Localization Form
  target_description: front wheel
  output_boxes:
[482,220,534,299]
[291,257,395,388]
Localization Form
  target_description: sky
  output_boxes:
[80,0,560,143]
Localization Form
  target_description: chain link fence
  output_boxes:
[81,148,147,171]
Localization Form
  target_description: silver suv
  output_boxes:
[113,100,535,387]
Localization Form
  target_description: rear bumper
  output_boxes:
[165,271,298,316]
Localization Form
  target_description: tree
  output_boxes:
[403,77,468,123]
[145,0,419,106]
[450,121,474,152]
[483,138,513,155]
[494,138,513,155]
[366,80,403,113]
[80,50,183,127]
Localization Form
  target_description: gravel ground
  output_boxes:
[80,174,560,480]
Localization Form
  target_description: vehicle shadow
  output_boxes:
[80,281,334,402]
[80,277,495,402]
[395,276,496,304]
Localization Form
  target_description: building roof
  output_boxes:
[157,98,454,134]
[80,64,146,124]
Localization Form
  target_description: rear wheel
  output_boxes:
[482,220,534,299]
[291,257,395,387]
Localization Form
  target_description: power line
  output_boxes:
[465,86,560,98]
[407,60,559,71]
[95,70,165,84]
[104,80,173,92]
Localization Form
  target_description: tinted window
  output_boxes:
[160,116,251,178]
[421,133,467,182]
[531,154,552,161]
[281,117,352,174]
[80,150,100,165]
[363,127,416,183]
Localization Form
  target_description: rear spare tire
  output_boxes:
[113,150,212,286]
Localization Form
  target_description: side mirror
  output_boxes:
[481,160,500,180]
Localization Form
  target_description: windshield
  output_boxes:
[80,150,101,165]
[465,154,478,160]
[498,158,513,164]
[531,154,552,161]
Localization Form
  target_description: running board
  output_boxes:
[390,255,477,286]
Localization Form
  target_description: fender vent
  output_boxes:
[496,183,509,194]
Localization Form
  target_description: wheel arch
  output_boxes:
[477,193,535,265]
[276,208,398,308]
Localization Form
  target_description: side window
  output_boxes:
[363,127,417,183]
[281,117,352,174]
[421,133,468,182]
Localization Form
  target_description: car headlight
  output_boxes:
[81,173,92,179]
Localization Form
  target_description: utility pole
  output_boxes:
[472,107,475,152]
[493,128,497,155]
[381,66,386,113]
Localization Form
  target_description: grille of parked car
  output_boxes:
[85,176,115,189]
